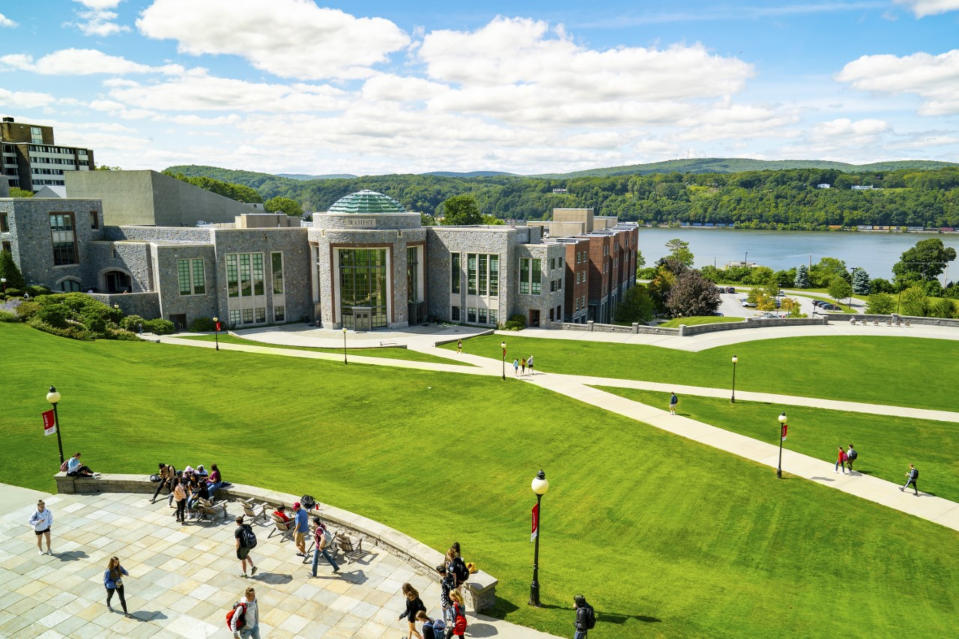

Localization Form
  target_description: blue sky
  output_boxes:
[1,0,957,175]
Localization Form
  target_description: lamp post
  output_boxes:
[212,316,220,351]
[730,355,738,403]
[777,412,787,479]
[529,469,549,607]
[342,327,348,365]
[501,341,507,380]
[1,277,7,295]
[46,386,65,465]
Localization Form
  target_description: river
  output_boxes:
[636,228,959,280]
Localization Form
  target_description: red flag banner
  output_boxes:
[781,423,788,441]
[531,503,539,542]
[41,409,57,437]
[215,321,222,332]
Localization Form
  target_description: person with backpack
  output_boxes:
[901,463,919,496]
[835,446,847,474]
[228,586,259,639]
[234,516,258,578]
[398,583,426,639]
[669,392,678,415]
[449,590,468,638]
[846,444,858,473]
[446,545,470,594]
[436,564,455,629]
[104,556,129,615]
[310,517,340,576]
[416,610,444,639]
[512,358,519,375]
[574,594,596,639]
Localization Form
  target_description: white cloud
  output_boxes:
[0,89,57,109]
[0,49,181,75]
[812,117,890,140]
[71,0,129,36]
[894,0,959,17]
[677,103,800,141]
[0,12,17,28]
[136,0,409,80]
[836,50,959,115]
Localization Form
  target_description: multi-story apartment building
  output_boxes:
[1,116,94,191]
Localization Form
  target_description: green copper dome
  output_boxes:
[328,190,405,214]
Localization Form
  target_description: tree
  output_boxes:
[440,195,482,225]
[866,293,894,314]
[794,264,810,288]
[899,285,929,316]
[480,214,504,225]
[9,187,33,198]
[780,297,802,317]
[828,277,853,305]
[810,257,849,288]
[613,285,655,324]
[665,270,720,317]
[869,277,895,294]
[264,196,303,216]
[851,268,870,294]
[893,238,957,286]
[929,298,956,318]
[0,250,25,290]
[665,238,694,267]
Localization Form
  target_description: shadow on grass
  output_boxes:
[540,603,661,625]
[53,550,87,561]
[252,572,292,585]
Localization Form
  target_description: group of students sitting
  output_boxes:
[149,462,224,523]
[399,542,475,639]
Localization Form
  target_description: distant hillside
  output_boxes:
[537,158,959,178]
[423,170,515,178]
[277,173,357,180]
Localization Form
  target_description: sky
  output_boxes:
[1,0,958,175]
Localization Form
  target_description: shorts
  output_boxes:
[294,532,305,546]
[35,527,50,536]
[237,546,250,560]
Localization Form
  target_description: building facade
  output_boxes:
[1,117,94,191]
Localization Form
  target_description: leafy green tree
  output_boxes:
[828,277,853,304]
[869,277,895,294]
[420,213,435,226]
[794,264,810,288]
[613,285,655,323]
[899,285,929,316]
[440,195,482,225]
[893,238,957,286]
[9,187,33,198]
[480,214,504,225]
[264,196,303,216]
[0,250,26,290]
[810,257,849,288]
[851,268,870,294]
[866,293,895,314]
[665,238,694,267]
[929,298,956,318]
[665,270,720,317]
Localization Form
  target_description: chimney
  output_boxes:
[2,117,13,123]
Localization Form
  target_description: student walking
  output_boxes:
[29,499,52,555]
[173,478,188,524]
[669,392,678,415]
[512,358,519,375]
[104,556,129,615]
[449,591,468,638]
[310,517,340,576]
[846,444,858,472]
[527,354,534,374]
[435,564,455,628]
[573,594,596,639]
[835,447,847,474]
[417,610,444,639]
[292,502,309,557]
[230,586,260,639]
[456,340,463,355]
[901,464,919,496]
[150,463,174,503]
[234,516,258,578]
[521,358,527,375]
[398,583,426,639]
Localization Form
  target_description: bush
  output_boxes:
[504,313,527,331]
[120,314,145,332]
[866,293,895,315]
[26,285,51,297]
[4,287,23,299]
[929,298,956,318]
[189,317,217,332]
[145,318,176,335]
[15,300,39,320]
[27,316,94,340]
[0,310,18,322]
[105,326,141,341]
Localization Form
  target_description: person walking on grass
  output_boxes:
[234,516,258,578]
[104,556,129,615]
[230,586,260,639]
[901,464,919,496]
[29,499,52,555]
[573,594,596,639]
[292,501,309,557]
[846,444,858,473]
[398,583,426,639]
[835,447,847,474]
[310,517,340,576]
[512,358,519,375]
[669,392,678,415]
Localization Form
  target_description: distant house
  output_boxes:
[552,188,567,194]
[817,183,831,189]
[851,185,876,191]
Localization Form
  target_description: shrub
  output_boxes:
[35,304,69,328]
[5,287,23,299]
[504,313,527,331]
[145,318,176,335]
[105,326,140,341]
[120,314,145,332]
[0,309,18,322]
[27,316,93,340]
[26,285,51,297]
[866,293,895,315]
[929,298,955,318]
[900,286,929,317]
[189,317,217,332]
[15,300,39,320]
[0,250,26,290]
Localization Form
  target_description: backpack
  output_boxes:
[583,604,596,629]
[240,524,257,549]
[847,449,858,460]
[453,603,468,634]
[451,556,469,585]
[226,602,246,630]
[912,468,919,479]
[59,459,69,472]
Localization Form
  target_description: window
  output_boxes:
[467,253,477,295]
[407,246,419,303]
[519,258,530,294]
[338,248,389,329]
[252,253,264,295]
[451,305,460,321]
[0,213,8,232]
[274,305,285,322]
[229,309,241,326]
[177,260,190,295]
[531,259,542,294]
[489,255,499,297]
[451,253,461,294]
[488,309,497,325]
[242,308,254,324]
[49,213,78,265]
[89,211,99,229]
[478,308,487,324]
[59,279,81,292]
[227,255,239,298]
[549,308,554,321]
[177,258,205,295]
[272,252,284,295]
[30,127,43,144]
[192,259,205,295]
[467,307,477,323]
[478,254,487,295]
[255,307,266,323]
[239,254,251,296]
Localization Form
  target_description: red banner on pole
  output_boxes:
[41,409,57,436]
[781,423,788,441]
[531,503,539,542]
[215,321,222,332]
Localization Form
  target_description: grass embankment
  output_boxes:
[2,324,957,638]
[659,316,745,328]
[451,334,959,412]
[598,389,959,502]
[178,333,462,365]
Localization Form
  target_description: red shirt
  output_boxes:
[838,450,847,462]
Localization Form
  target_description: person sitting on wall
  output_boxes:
[66,452,95,477]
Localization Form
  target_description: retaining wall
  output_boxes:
[561,321,679,336]
[679,317,827,336]
[826,313,959,328]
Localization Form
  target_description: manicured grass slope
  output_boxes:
[179,333,463,364]
[453,334,959,412]
[1,324,956,638]
[659,316,745,328]
[599,389,959,502]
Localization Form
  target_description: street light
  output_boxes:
[46,386,65,465]
[730,355,738,403]
[212,316,220,351]
[529,469,549,607]
[342,327,348,365]
[500,341,507,380]
[777,412,787,479]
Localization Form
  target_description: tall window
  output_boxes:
[339,248,389,329]
[1,213,8,232]
[271,252,284,295]
[89,211,99,229]
[228,252,264,298]
[467,254,477,295]
[519,258,530,294]
[227,255,239,297]
[192,259,205,295]
[239,254,251,296]
[177,258,205,295]
[451,253,461,294]
[531,259,542,294]
[489,255,499,297]
[49,213,78,265]
[30,127,43,144]
[252,253,264,295]
[274,305,285,322]
[407,246,419,303]
[478,254,488,295]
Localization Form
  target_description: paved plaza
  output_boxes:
[0,486,560,639]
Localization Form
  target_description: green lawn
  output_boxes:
[597,388,959,502]
[452,334,959,412]
[178,333,464,365]
[659,316,745,328]
[2,324,957,638]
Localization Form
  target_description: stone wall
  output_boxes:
[562,321,679,336]
[88,292,160,319]
[827,313,959,328]
[679,317,827,335]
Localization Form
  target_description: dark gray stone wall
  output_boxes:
[88,292,160,319]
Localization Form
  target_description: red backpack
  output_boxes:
[226,602,246,630]
[453,602,467,635]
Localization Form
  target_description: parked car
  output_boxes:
[726,286,736,293]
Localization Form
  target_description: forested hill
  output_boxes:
[165,163,959,229]
[537,158,957,178]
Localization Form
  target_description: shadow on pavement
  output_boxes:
[53,550,87,561]
[131,610,167,622]
[465,622,498,637]
[252,572,292,585]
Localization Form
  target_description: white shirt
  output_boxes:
[67,457,80,473]
[231,599,258,631]
[30,508,52,532]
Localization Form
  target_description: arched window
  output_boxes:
[58,278,82,292]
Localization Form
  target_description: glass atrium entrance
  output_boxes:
[338,248,389,329]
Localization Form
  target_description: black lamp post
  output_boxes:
[501,341,507,380]
[529,469,549,607]
[213,316,220,351]
[730,355,738,403]
[46,386,65,465]
[777,412,787,479]
[342,327,348,365]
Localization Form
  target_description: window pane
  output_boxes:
[467,307,476,323]
[532,259,541,294]
[275,305,285,322]
[467,254,477,295]
[255,307,266,323]
[451,253,460,294]
[478,307,487,324]
[272,252,283,295]
[192,259,205,295]
[478,254,487,296]
[177,259,191,295]
[242,308,253,323]
[520,258,529,295]
[252,253,264,296]
[239,254,251,297]
[488,309,497,325]
[451,306,460,321]
[227,255,239,297]
[489,255,498,297]
[407,246,418,303]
